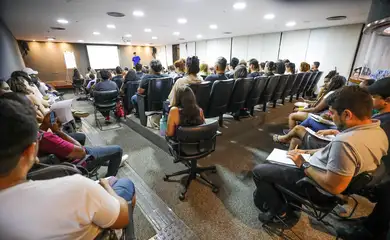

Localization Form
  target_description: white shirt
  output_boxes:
[0,175,120,240]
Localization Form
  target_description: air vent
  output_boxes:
[50,27,66,30]
[223,31,232,35]
[179,38,185,41]
[107,12,125,17]
[326,16,347,21]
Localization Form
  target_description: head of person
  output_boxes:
[133,52,136,56]
[124,67,129,71]
[327,75,346,93]
[172,85,203,126]
[368,77,390,112]
[215,57,227,73]
[73,68,81,78]
[124,69,137,82]
[249,58,259,72]
[0,80,11,93]
[286,62,296,73]
[200,63,208,74]
[186,56,200,76]
[115,66,122,75]
[174,59,185,73]
[11,71,32,85]
[359,79,376,89]
[150,60,163,74]
[312,61,320,70]
[266,61,275,73]
[326,86,373,131]
[87,66,91,72]
[239,59,247,67]
[168,65,175,72]
[89,73,95,80]
[230,57,239,70]
[260,62,266,71]
[234,65,248,79]
[7,77,30,95]
[135,63,143,72]
[283,59,290,65]
[275,60,286,74]
[0,92,39,183]
[299,62,310,72]
[99,69,111,80]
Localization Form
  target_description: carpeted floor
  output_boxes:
[67,93,374,240]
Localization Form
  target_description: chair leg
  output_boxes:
[94,109,103,131]
[289,95,293,103]
[263,101,267,112]
[250,107,254,116]
[273,100,277,108]
[282,97,285,105]
[218,115,223,127]
[163,169,191,180]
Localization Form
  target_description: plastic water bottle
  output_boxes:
[160,115,167,136]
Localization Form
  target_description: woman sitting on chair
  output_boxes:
[166,85,205,137]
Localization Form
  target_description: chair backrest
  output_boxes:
[281,74,297,99]
[303,72,318,94]
[73,79,84,88]
[146,77,174,111]
[289,73,305,96]
[175,120,219,156]
[297,72,312,95]
[189,82,212,113]
[306,71,323,94]
[125,80,140,97]
[94,90,119,107]
[205,79,234,117]
[270,74,290,102]
[245,76,268,109]
[343,172,373,195]
[259,75,280,103]
[227,78,254,113]
[27,163,82,181]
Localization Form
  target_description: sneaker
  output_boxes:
[73,111,90,118]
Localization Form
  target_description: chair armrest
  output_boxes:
[296,177,347,201]
[137,94,147,126]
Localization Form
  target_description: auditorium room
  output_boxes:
[2,0,390,239]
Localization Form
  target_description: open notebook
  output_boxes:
[266,148,311,168]
[305,127,335,141]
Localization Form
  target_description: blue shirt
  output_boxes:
[132,56,141,65]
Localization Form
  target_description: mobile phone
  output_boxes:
[50,112,56,125]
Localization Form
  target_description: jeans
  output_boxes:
[85,145,123,177]
[252,163,326,215]
[68,132,86,146]
[300,117,336,132]
[131,95,138,113]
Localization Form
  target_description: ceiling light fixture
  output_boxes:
[47,37,55,41]
[133,10,144,17]
[93,31,100,35]
[286,21,296,27]
[144,28,151,32]
[107,24,116,29]
[197,34,203,39]
[57,19,68,24]
[145,43,150,46]
[173,32,180,36]
[178,18,187,24]
[126,42,132,45]
[233,2,246,10]
[125,34,132,37]
[78,40,84,42]
[152,36,158,39]
[264,14,275,20]
[32,40,36,42]
[209,24,218,29]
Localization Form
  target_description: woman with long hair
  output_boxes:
[121,69,138,114]
[299,62,311,73]
[264,61,275,76]
[166,85,205,137]
[287,75,346,129]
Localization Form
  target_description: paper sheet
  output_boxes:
[305,127,335,141]
[266,148,311,168]
[50,99,74,123]
[309,113,336,126]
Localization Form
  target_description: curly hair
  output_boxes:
[7,77,31,95]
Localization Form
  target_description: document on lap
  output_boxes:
[305,127,335,141]
[266,148,311,168]
[50,99,74,123]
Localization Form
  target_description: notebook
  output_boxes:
[309,113,336,126]
[266,148,311,168]
[305,127,335,142]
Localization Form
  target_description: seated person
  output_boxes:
[38,112,123,177]
[285,62,295,74]
[288,75,346,130]
[11,70,48,104]
[264,61,275,77]
[199,63,209,78]
[259,62,266,75]
[173,59,186,81]
[135,63,144,80]
[86,73,97,92]
[253,86,388,222]
[0,92,135,239]
[311,61,320,72]
[131,60,168,115]
[275,60,285,75]
[234,65,248,79]
[359,78,376,89]
[317,70,338,98]
[247,58,261,78]
[121,69,138,114]
[226,57,239,78]
[112,66,124,89]
[167,85,205,137]
[94,69,119,122]
[168,56,203,103]
[204,57,228,84]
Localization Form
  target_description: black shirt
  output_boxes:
[94,79,118,92]
[204,73,228,84]
[247,72,262,78]
[111,75,123,89]
[139,73,169,92]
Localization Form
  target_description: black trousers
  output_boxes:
[252,163,326,215]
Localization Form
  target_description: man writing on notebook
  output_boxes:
[252,86,388,222]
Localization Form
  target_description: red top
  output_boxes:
[38,131,74,160]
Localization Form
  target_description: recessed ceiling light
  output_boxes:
[145,43,150,46]
[47,37,55,41]
[32,39,36,42]
[173,32,180,36]
[125,34,132,37]
[264,14,275,20]
[178,18,187,24]
[152,36,158,40]
[93,31,100,35]
[233,2,246,10]
[126,42,132,45]
[144,28,151,32]
[78,40,84,42]
[57,19,68,24]
[286,21,296,27]
[197,34,203,39]
[107,24,116,29]
[209,24,218,29]
[133,10,144,17]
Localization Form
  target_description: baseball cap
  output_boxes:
[368,77,390,98]
[22,67,38,75]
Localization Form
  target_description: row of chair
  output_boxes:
[135,71,323,127]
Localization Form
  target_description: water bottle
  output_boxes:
[160,115,167,136]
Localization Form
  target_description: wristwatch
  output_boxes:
[300,162,311,171]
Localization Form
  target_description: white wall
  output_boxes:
[165,44,173,67]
